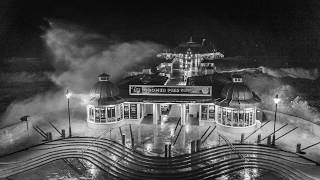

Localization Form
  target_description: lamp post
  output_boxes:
[66,89,72,138]
[272,94,280,146]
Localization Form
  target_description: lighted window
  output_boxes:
[208,105,215,119]
[100,108,106,123]
[249,111,253,125]
[107,107,115,118]
[233,110,238,126]
[245,111,249,126]
[222,108,227,124]
[217,107,222,123]
[124,104,129,119]
[89,108,94,121]
[227,110,232,126]
[201,105,208,120]
[239,110,244,126]
[120,104,123,119]
[95,108,101,123]
[130,104,137,119]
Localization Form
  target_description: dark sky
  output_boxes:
[1,0,320,60]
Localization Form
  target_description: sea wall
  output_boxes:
[263,110,320,137]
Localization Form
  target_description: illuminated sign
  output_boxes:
[129,85,212,96]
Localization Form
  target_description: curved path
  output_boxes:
[0,137,319,180]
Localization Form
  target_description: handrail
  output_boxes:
[260,123,288,141]
[244,120,271,140]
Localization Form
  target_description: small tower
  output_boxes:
[98,73,110,81]
[232,74,243,83]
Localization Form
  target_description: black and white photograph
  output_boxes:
[0,0,320,179]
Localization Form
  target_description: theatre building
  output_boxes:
[87,73,261,133]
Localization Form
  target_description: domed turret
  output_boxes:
[215,75,261,130]
[89,73,122,105]
[217,75,260,108]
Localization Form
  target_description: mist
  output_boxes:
[260,66,319,80]
[245,72,320,123]
[0,21,163,127]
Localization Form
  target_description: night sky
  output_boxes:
[1,0,320,61]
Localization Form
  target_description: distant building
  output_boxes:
[127,68,153,77]
[156,37,224,83]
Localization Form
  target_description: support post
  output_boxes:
[67,96,72,138]
[129,124,134,149]
[153,104,159,125]
[272,100,278,146]
[138,125,141,144]
[180,104,186,125]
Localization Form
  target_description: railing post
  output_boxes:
[47,132,52,141]
[196,139,201,152]
[257,134,261,144]
[61,129,66,139]
[191,140,196,153]
[267,136,272,146]
[168,144,172,158]
[240,133,245,144]
[122,134,126,146]
[164,144,168,158]
[296,143,301,153]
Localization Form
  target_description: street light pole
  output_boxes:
[66,89,72,138]
[272,94,280,146]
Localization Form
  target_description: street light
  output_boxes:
[272,94,281,146]
[66,89,72,138]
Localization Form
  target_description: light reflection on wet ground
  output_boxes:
[8,117,285,180]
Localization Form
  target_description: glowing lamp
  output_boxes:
[273,94,280,104]
[66,89,72,99]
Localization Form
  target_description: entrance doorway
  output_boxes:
[141,103,154,124]
[186,104,200,125]
[160,103,181,126]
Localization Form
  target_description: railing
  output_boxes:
[0,137,316,180]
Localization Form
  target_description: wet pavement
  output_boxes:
[2,107,320,179]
